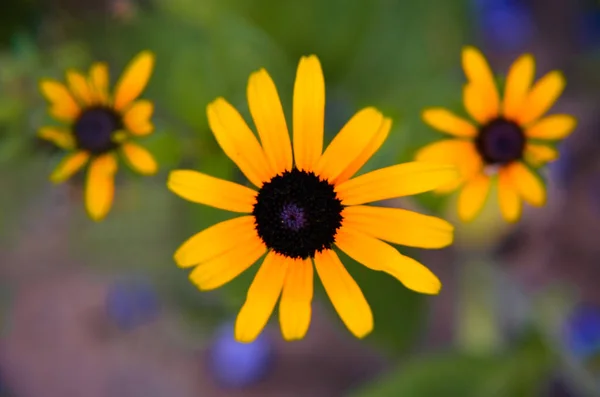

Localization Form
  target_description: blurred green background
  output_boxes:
[2,0,600,396]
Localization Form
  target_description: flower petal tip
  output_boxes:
[173,252,187,268]
[428,163,461,188]
[299,54,322,68]
[87,211,108,222]
[39,78,56,92]
[461,45,478,55]
[353,325,374,340]
[234,322,259,344]
[134,50,156,68]
[281,334,303,342]
[416,279,442,296]
[49,174,64,184]
[457,213,475,224]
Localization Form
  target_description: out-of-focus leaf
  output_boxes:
[351,353,502,397]
[352,331,553,397]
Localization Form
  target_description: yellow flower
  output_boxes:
[39,51,157,221]
[168,55,457,343]
[416,46,576,223]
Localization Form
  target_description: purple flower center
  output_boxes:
[280,203,306,231]
[475,118,525,165]
[73,107,123,155]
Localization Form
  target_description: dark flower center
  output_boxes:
[73,107,123,155]
[252,168,344,260]
[475,118,526,165]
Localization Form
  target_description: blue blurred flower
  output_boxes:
[209,322,275,388]
[563,304,600,360]
[471,0,534,51]
[578,3,600,50]
[106,278,161,330]
[547,143,573,188]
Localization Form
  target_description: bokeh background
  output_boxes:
[1,0,600,395]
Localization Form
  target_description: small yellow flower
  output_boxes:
[416,46,576,223]
[168,55,457,343]
[39,51,157,221]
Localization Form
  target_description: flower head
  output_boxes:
[209,322,274,388]
[39,51,157,221]
[168,55,457,343]
[416,46,576,222]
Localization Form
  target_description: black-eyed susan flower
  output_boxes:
[39,51,157,221]
[168,55,458,343]
[416,46,576,223]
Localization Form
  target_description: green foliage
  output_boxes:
[352,330,554,397]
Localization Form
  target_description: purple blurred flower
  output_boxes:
[578,3,600,50]
[548,141,574,188]
[209,322,274,388]
[106,278,161,330]
[471,0,534,51]
[563,304,600,359]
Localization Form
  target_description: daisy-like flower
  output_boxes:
[416,46,576,222]
[167,55,457,343]
[39,51,157,221]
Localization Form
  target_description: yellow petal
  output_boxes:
[38,127,75,149]
[517,71,565,125]
[433,177,465,195]
[85,154,118,221]
[457,173,491,222]
[336,226,441,294]
[279,257,313,341]
[167,170,257,213]
[342,205,454,249]
[313,249,373,338]
[461,46,500,121]
[247,69,293,174]
[316,107,384,182]
[123,100,154,135]
[89,62,109,104]
[503,54,535,120]
[463,83,494,124]
[39,80,80,122]
[66,69,94,105]
[415,139,483,188]
[505,162,546,206]
[235,252,289,343]
[121,142,158,175]
[293,55,325,172]
[207,98,274,187]
[333,117,391,185]
[50,151,90,183]
[524,143,558,167]
[525,114,576,140]
[498,168,522,222]
[421,108,477,137]
[113,51,155,111]
[174,216,257,268]
[315,107,384,181]
[335,162,458,206]
[188,235,266,291]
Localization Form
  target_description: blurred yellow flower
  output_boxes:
[417,46,576,223]
[168,55,457,343]
[39,50,157,221]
